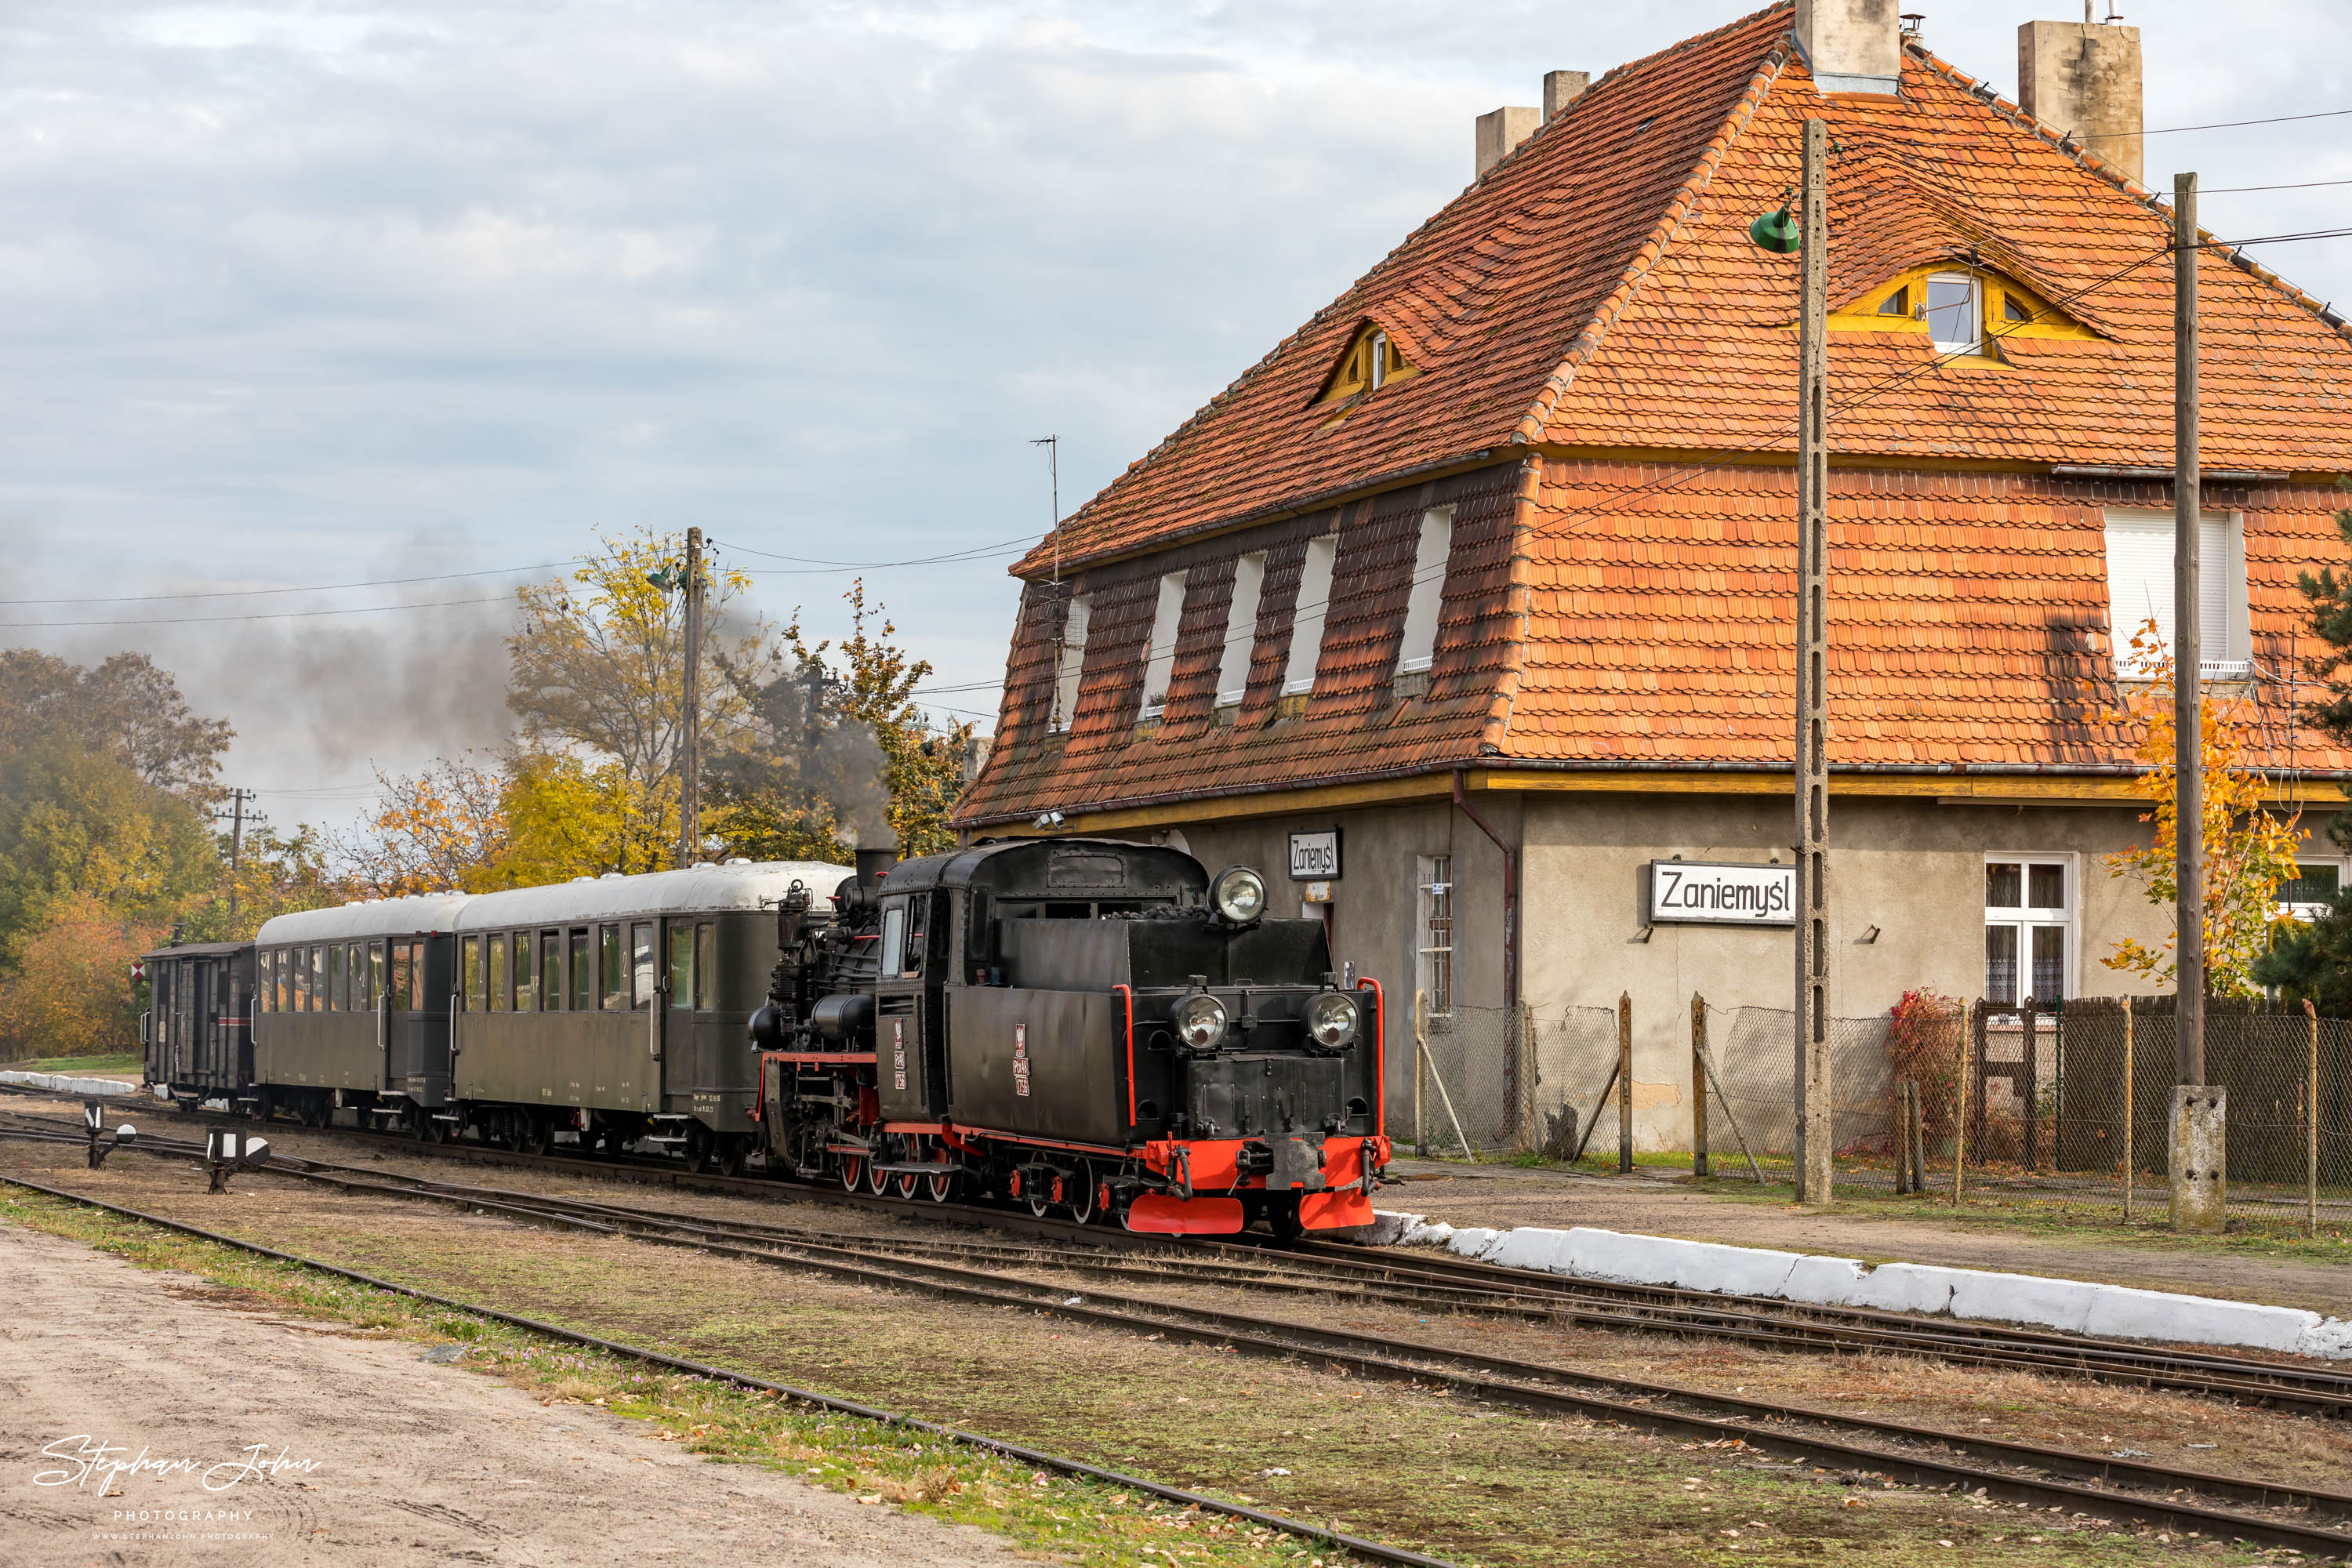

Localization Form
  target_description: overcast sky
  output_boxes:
[1,1,2344,831]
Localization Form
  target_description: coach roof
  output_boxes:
[257,893,475,946]
[452,860,854,931]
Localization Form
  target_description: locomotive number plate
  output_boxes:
[1012,1022,1030,1098]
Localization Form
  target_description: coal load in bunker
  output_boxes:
[145,838,1388,1237]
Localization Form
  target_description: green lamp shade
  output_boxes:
[1749,207,1802,253]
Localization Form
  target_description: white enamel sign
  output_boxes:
[1287,829,1341,880]
[1646,860,1795,926]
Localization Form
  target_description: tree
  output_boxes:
[753,580,973,858]
[506,528,771,795]
[485,753,678,887]
[2099,618,2302,996]
[335,755,510,898]
[0,892,159,1062]
[706,646,887,863]
[0,648,233,802]
[178,822,348,942]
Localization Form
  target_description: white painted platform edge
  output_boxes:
[0,1071,138,1097]
[1363,1210,2352,1361]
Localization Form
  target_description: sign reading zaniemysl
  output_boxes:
[1646,860,1795,926]
[1287,830,1341,880]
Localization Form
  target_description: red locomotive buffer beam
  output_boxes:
[1127,1134,1389,1235]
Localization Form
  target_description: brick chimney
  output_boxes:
[2019,16,2144,183]
[1795,0,1902,95]
[1474,106,1538,177]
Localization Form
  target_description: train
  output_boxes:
[140,837,1389,1236]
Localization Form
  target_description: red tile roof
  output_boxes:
[955,4,2352,826]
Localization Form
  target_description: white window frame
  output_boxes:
[1924,270,1980,355]
[1215,553,1265,708]
[1050,592,1089,734]
[1415,854,1454,1023]
[1138,570,1188,721]
[1983,853,2075,1010]
[2102,508,2249,680]
[2277,855,2348,922]
[1281,535,1338,698]
[1369,329,1391,391]
[1396,506,1454,677]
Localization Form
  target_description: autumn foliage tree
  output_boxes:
[2100,618,2302,996]
[0,893,161,1062]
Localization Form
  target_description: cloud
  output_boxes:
[0,0,2340,824]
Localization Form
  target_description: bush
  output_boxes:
[1884,987,1967,1139]
[0,894,159,1062]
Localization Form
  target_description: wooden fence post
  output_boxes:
[1617,991,1634,1174]
[1953,1001,1975,1205]
[1692,993,1710,1178]
[2122,996,2135,1221]
[1414,989,1428,1158]
[2310,998,2321,1240]
[1911,1080,1928,1196]
[1519,999,1538,1156]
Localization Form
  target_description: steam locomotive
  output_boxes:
[147,837,1388,1236]
[752,837,1389,1236]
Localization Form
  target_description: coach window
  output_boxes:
[274,950,289,1014]
[487,934,509,1011]
[667,923,693,1010]
[600,925,626,1009]
[694,922,716,1010]
[879,898,907,977]
[632,923,656,1007]
[328,942,347,1011]
[389,942,412,1013]
[361,942,379,1011]
[539,931,563,1011]
[568,928,591,1011]
[349,943,367,1011]
[462,937,483,1011]
[513,932,535,1013]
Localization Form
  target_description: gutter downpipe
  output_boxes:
[1452,769,1518,1011]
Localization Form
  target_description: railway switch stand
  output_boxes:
[83,1101,137,1169]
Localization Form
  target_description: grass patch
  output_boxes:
[5,1053,142,1075]
[0,1189,1339,1567]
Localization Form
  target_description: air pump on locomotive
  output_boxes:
[750,837,1390,1236]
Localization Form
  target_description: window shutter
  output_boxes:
[2103,511,2238,669]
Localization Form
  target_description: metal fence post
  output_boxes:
[1691,993,1710,1178]
[1617,991,1635,1174]
[1414,989,1428,1158]
[2310,998,2321,1240]
[2122,996,2135,1221]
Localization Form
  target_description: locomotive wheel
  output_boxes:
[1026,1190,1053,1218]
[838,1155,865,1192]
[1065,1161,1097,1225]
[923,1169,955,1203]
[866,1156,891,1196]
[892,1169,920,1200]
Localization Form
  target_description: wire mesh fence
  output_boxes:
[1696,1003,1900,1192]
[1406,998,1621,1158]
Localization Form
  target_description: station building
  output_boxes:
[951,2,2352,1147]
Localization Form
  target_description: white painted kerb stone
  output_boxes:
[1370,1210,2348,1360]
[1,1072,136,1097]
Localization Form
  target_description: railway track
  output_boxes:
[6,1110,2350,1555]
[8,1085,2349,1418]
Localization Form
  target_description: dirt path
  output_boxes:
[0,1219,1026,1568]
[1386,1163,2352,1319]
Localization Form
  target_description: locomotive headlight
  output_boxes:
[1173,993,1229,1051]
[1210,866,1268,925]
[1305,990,1359,1050]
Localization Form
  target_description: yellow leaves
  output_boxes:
[337,757,507,898]
[0,891,161,1059]
[2097,618,2301,996]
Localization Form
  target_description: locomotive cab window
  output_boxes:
[879,900,908,977]
[901,902,925,978]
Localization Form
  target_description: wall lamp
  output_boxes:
[1033,811,1067,830]
[1858,924,1882,945]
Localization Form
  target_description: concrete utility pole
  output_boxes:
[2170,170,2226,1232]
[1793,117,1834,1208]
[678,527,705,870]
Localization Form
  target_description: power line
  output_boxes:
[0,595,511,630]
[717,535,1042,572]
[2203,177,2352,195]
[0,564,564,608]
[2083,107,2352,140]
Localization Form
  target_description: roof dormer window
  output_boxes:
[1877,285,1909,317]
[1316,322,1416,405]
[1923,271,1979,355]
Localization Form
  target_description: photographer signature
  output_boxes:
[34,1436,320,1493]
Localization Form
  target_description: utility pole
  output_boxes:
[2170,170,2225,1231]
[223,787,252,920]
[1032,434,1074,733]
[677,527,705,870]
[1791,118,1834,1208]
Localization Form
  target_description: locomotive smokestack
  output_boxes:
[855,844,899,890]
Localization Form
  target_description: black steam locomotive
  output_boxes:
[752,837,1389,1236]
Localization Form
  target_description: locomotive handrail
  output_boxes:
[1355,975,1385,1138]
[1112,983,1135,1131]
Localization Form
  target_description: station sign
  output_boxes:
[1287,829,1341,880]
[1646,860,1795,926]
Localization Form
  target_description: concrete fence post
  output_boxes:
[1691,993,1709,1178]
[2169,1084,2227,1234]
[1617,991,1634,1174]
